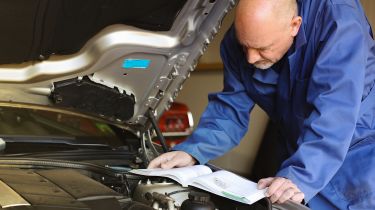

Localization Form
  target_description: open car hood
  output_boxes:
[0,0,235,129]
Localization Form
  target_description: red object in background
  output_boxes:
[157,102,194,147]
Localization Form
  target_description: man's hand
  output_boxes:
[147,151,197,169]
[257,177,304,204]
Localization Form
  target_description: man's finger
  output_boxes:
[277,187,297,203]
[148,153,174,169]
[267,177,288,196]
[291,192,305,203]
[147,156,163,169]
[257,177,274,189]
[148,151,196,169]
[272,180,297,203]
[161,157,180,169]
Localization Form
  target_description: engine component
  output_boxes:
[132,179,190,208]
[121,201,155,210]
[180,191,215,210]
[139,130,160,166]
[0,168,130,210]
[146,192,175,210]
[51,76,135,122]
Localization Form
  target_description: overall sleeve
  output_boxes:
[172,27,255,164]
[276,5,368,202]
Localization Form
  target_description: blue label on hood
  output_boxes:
[122,59,151,69]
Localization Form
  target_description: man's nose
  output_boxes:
[246,48,262,64]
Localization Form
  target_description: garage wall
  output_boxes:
[361,0,375,29]
[176,1,375,176]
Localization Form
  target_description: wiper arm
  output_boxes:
[0,135,114,150]
[2,149,135,160]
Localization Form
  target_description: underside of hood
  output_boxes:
[0,0,236,131]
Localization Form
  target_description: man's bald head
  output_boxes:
[234,0,301,69]
[236,0,297,28]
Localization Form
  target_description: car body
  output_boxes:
[0,0,309,209]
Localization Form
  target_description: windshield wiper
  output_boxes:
[1,149,136,160]
[0,135,113,149]
[0,136,117,156]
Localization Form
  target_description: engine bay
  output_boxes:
[0,161,271,210]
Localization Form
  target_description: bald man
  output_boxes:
[149,0,375,209]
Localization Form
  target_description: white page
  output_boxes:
[130,165,212,187]
[190,170,266,204]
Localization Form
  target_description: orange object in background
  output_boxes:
[157,102,194,147]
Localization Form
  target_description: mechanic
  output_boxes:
[148,0,375,209]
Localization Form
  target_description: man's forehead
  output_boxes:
[234,24,274,49]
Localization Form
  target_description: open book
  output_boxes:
[130,165,266,205]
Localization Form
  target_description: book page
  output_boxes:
[130,165,212,187]
[190,170,266,204]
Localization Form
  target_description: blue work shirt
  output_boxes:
[174,0,375,209]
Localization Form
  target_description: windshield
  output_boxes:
[0,106,136,153]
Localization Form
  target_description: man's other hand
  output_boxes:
[147,151,197,169]
[257,177,304,204]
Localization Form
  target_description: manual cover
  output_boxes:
[130,165,266,205]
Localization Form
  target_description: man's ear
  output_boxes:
[290,16,302,37]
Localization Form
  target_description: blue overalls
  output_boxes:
[173,0,375,209]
